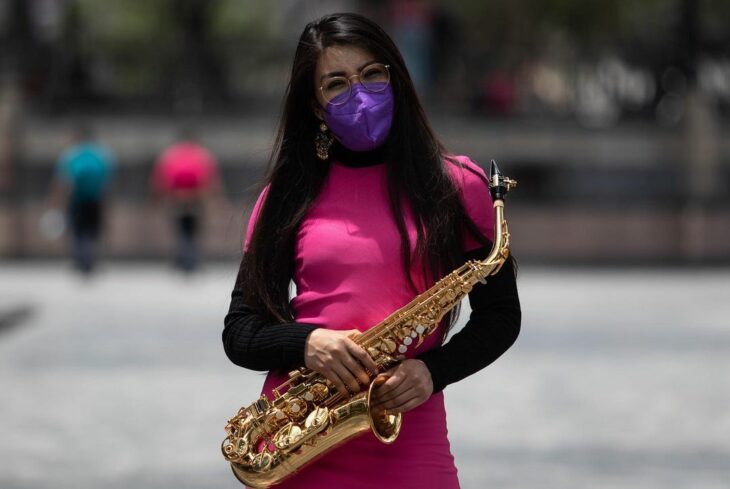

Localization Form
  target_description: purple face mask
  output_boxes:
[324,83,394,152]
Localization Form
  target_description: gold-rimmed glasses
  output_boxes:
[319,63,391,106]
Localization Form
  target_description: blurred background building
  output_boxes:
[2,0,728,265]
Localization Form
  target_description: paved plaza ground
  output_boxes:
[0,263,728,489]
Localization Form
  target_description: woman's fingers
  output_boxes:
[345,338,379,374]
[374,368,406,397]
[390,396,423,414]
[334,331,378,390]
[372,382,411,408]
[324,369,348,396]
[370,360,434,412]
[373,377,411,404]
[340,351,371,386]
[332,362,361,395]
[376,389,419,411]
[304,328,384,397]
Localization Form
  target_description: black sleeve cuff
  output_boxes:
[222,266,321,372]
[417,345,452,394]
[276,322,319,369]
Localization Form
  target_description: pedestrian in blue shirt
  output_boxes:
[50,123,114,274]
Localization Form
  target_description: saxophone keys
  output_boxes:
[284,398,308,420]
[221,438,235,456]
[264,408,288,427]
[403,336,413,346]
[273,423,304,450]
[381,338,397,354]
[304,406,330,429]
[308,383,329,402]
[250,451,273,472]
[233,438,248,456]
[249,396,271,416]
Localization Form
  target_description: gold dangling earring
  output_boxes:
[315,122,334,160]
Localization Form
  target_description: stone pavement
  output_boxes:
[0,263,728,489]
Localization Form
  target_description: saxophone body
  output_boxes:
[222,161,517,488]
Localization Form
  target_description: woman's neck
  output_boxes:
[330,140,386,168]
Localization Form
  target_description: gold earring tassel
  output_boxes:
[315,122,334,160]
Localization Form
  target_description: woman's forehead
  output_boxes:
[315,45,376,79]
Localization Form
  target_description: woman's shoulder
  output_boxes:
[442,154,495,244]
[248,183,271,226]
[244,183,271,251]
[253,183,271,206]
[442,154,490,192]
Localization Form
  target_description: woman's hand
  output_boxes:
[371,359,433,413]
[304,328,379,397]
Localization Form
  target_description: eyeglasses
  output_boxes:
[319,63,391,106]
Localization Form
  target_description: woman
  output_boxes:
[223,12,521,489]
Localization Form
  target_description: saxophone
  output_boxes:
[222,160,517,488]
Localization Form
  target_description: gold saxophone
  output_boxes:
[222,161,517,488]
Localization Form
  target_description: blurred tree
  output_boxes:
[212,0,279,39]
[168,0,228,111]
[2,0,727,115]
[678,0,723,259]
[0,0,34,255]
[50,0,176,105]
[50,0,94,108]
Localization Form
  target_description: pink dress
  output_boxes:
[243,155,494,489]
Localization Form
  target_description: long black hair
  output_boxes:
[240,12,489,338]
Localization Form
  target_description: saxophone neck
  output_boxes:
[482,201,508,268]
[477,160,515,271]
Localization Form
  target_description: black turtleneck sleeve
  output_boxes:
[416,244,521,393]
[222,259,319,371]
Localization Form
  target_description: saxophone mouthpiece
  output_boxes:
[488,159,516,201]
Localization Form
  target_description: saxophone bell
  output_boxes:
[366,374,402,444]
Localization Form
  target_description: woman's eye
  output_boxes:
[362,67,386,80]
[325,79,347,91]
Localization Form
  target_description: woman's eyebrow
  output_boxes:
[320,60,378,81]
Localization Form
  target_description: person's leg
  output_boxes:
[81,200,102,273]
[77,232,94,274]
[69,200,101,274]
[68,202,85,273]
[178,212,198,272]
[174,212,194,272]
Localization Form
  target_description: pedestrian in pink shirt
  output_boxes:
[152,127,223,271]
[222,13,520,489]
